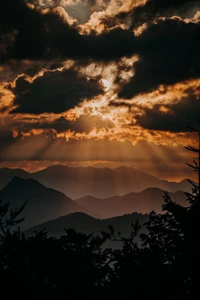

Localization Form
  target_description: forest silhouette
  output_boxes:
[0,124,199,299]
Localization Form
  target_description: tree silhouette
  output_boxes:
[0,200,26,237]
[109,121,200,299]
[0,203,114,298]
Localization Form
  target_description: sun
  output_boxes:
[100,79,112,91]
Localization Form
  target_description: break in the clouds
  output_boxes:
[0,0,200,180]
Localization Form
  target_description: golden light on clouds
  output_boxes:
[0,0,200,182]
[113,79,200,108]
[0,84,14,109]
[133,22,148,36]
[100,79,112,91]
[1,56,199,151]
[77,0,148,35]
[154,12,200,25]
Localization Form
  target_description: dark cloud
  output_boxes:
[1,0,200,66]
[1,1,200,116]
[10,69,103,114]
[0,0,136,62]
[136,93,200,132]
[118,19,200,98]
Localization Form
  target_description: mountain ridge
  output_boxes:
[0,166,195,200]
[0,177,93,230]
[25,212,149,249]
[31,165,194,198]
[75,187,188,218]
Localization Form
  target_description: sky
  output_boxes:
[0,0,200,181]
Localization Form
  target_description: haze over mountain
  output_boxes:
[0,166,194,200]
[30,165,193,199]
[76,188,187,219]
[0,175,188,228]
[25,212,149,248]
[0,177,90,230]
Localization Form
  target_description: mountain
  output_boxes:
[0,166,194,200]
[76,188,188,218]
[0,177,91,230]
[25,212,149,248]
[30,165,194,199]
[0,167,30,189]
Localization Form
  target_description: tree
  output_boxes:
[0,200,26,238]
[143,121,200,299]
[0,199,114,299]
[110,121,200,299]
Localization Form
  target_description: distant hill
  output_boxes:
[76,188,188,218]
[25,212,149,248]
[0,168,30,189]
[0,177,91,230]
[29,165,194,199]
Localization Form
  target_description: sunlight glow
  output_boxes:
[100,79,112,91]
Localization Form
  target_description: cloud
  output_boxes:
[3,15,200,114]
[1,0,200,66]
[0,0,137,62]
[29,0,98,24]
[135,92,200,132]
[10,114,115,136]
[110,79,200,133]
[0,59,65,83]
[9,68,103,114]
[62,114,115,133]
[1,0,199,183]
[117,0,200,30]
[118,19,200,98]
[77,0,147,34]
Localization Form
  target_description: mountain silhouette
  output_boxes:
[0,177,91,230]
[25,212,149,248]
[30,165,194,199]
[0,167,30,189]
[76,188,187,218]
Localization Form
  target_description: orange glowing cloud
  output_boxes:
[77,0,148,35]
[1,57,199,151]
